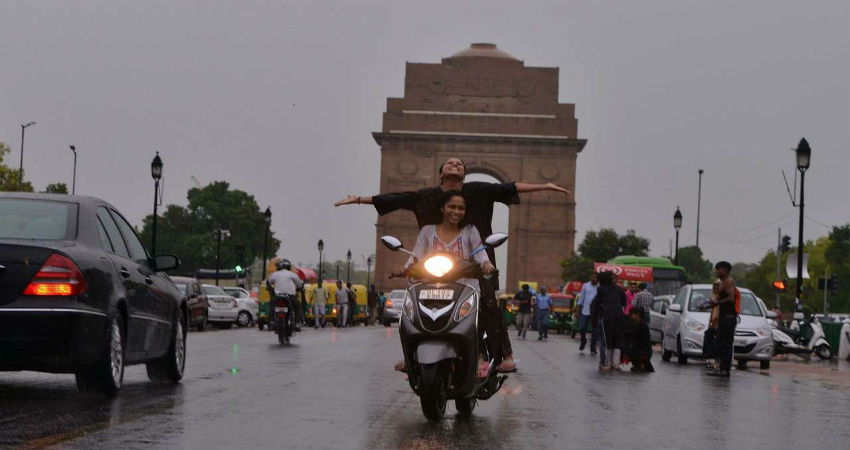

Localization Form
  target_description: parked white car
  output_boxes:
[661,284,775,369]
[222,286,259,327]
[202,284,240,328]
[649,295,673,344]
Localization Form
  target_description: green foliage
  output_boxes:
[561,228,650,282]
[577,228,650,262]
[43,182,68,194]
[677,246,713,283]
[0,141,34,192]
[738,224,850,313]
[138,181,280,276]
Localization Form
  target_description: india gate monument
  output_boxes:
[373,43,587,291]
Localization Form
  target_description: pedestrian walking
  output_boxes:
[592,272,627,370]
[632,283,654,326]
[312,280,328,328]
[535,287,552,340]
[514,284,533,340]
[335,280,349,328]
[378,291,387,326]
[577,274,599,351]
[367,284,379,326]
[346,282,356,326]
[707,261,737,377]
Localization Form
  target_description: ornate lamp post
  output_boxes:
[366,256,372,287]
[261,207,272,280]
[346,249,352,283]
[317,239,324,282]
[794,138,811,301]
[673,206,683,265]
[150,152,163,260]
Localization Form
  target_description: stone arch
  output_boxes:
[371,44,586,292]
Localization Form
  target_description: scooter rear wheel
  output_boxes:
[277,319,289,345]
[419,363,447,422]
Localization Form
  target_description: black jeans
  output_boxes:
[718,315,737,372]
[477,275,512,362]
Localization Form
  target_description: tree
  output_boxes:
[43,182,68,194]
[0,141,34,192]
[562,228,651,281]
[577,228,650,262]
[677,246,713,283]
[138,181,280,276]
[824,224,849,312]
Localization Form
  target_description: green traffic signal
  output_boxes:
[235,265,243,273]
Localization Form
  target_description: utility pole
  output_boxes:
[823,267,829,317]
[775,228,781,309]
[696,169,703,248]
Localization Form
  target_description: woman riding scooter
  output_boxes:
[392,191,495,377]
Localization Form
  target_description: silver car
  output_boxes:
[649,295,673,343]
[202,284,240,328]
[381,289,407,326]
[661,284,775,369]
[222,286,259,327]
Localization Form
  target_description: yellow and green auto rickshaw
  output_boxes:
[304,281,368,326]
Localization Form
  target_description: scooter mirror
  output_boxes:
[380,236,403,251]
[484,233,508,248]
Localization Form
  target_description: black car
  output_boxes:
[0,193,186,395]
[170,276,210,331]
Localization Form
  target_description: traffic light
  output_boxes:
[829,273,838,295]
[773,280,787,292]
[780,235,791,253]
[234,265,243,274]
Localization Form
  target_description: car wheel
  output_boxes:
[78,316,125,396]
[760,360,770,370]
[236,311,252,327]
[147,309,187,383]
[736,359,748,370]
[196,312,207,331]
[676,336,688,365]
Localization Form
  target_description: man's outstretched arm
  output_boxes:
[334,195,374,206]
[515,182,571,195]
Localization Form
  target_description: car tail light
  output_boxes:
[233,299,238,308]
[22,253,87,297]
[385,299,393,309]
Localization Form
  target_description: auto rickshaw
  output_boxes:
[548,293,574,334]
[304,281,368,326]
[500,292,517,328]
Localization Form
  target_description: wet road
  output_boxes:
[1,325,848,450]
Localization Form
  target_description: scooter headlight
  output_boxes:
[424,255,453,277]
[455,293,477,322]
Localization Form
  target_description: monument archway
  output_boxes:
[372,43,587,291]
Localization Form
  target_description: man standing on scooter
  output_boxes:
[335,157,571,372]
[708,261,737,378]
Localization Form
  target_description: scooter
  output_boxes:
[772,316,831,360]
[381,232,509,422]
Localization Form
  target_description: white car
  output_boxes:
[202,284,241,328]
[649,295,673,343]
[222,286,259,327]
[661,284,775,369]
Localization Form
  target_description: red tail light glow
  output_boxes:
[22,253,87,297]
[385,299,393,309]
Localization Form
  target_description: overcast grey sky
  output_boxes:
[2,0,848,273]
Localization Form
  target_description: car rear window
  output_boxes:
[0,199,75,240]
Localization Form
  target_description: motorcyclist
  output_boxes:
[267,259,304,332]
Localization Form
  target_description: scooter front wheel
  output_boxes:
[419,363,447,422]
[815,344,831,360]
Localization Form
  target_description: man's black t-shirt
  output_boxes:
[371,181,520,265]
[514,290,532,313]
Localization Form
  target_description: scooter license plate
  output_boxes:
[420,289,454,300]
[276,307,289,313]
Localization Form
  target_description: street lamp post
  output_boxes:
[794,138,811,302]
[19,121,35,186]
[214,229,230,286]
[696,169,703,249]
[317,239,324,281]
[346,249,352,283]
[261,208,272,281]
[366,256,372,287]
[150,152,163,260]
[673,206,683,265]
[69,145,77,195]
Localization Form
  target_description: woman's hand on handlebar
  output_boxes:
[481,261,496,275]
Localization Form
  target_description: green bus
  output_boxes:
[607,256,689,296]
